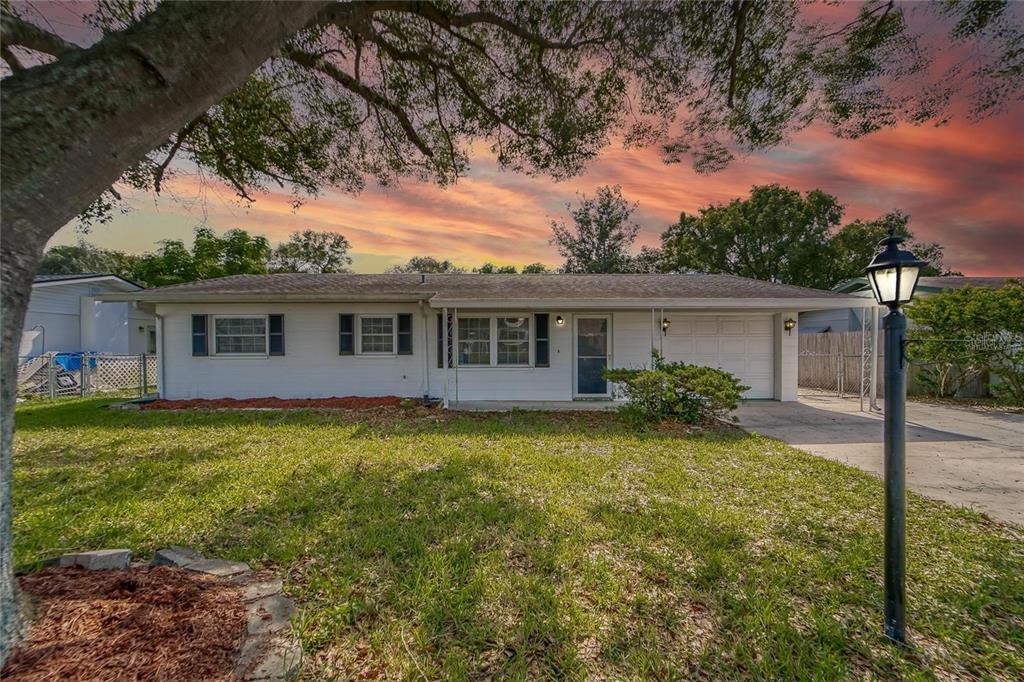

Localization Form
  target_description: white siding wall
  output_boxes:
[20,311,80,355]
[157,302,428,400]
[21,280,155,355]
[156,303,795,401]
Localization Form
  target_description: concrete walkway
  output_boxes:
[737,394,1024,525]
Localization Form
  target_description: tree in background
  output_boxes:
[907,281,1024,403]
[270,230,352,273]
[132,227,271,286]
[37,242,141,281]
[658,186,954,288]
[474,263,518,274]
[521,263,552,274]
[387,257,465,274]
[659,185,843,288]
[3,0,1023,663]
[828,212,956,283]
[551,185,641,273]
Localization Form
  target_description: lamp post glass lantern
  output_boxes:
[865,225,927,645]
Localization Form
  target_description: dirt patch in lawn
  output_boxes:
[141,396,405,410]
[3,566,245,681]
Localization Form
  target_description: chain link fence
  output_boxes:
[17,353,157,400]
[798,332,990,399]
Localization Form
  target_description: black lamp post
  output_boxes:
[865,225,927,645]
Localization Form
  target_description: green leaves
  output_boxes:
[907,280,1024,403]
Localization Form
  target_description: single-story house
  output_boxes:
[799,276,1021,333]
[103,273,866,404]
[20,273,156,356]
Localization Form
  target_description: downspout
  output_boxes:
[419,300,430,401]
[453,307,459,406]
[152,309,165,398]
[442,306,449,409]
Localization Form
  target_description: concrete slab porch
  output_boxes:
[736,394,1024,525]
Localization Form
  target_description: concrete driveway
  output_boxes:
[736,394,1024,525]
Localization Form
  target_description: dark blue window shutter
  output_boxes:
[535,314,550,367]
[191,314,208,356]
[269,314,285,355]
[339,314,354,355]
[397,314,413,354]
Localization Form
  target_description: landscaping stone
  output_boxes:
[58,549,131,570]
[242,578,283,603]
[151,546,204,568]
[252,635,303,681]
[184,558,250,578]
[246,594,296,636]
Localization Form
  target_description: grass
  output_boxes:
[12,398,1024,680]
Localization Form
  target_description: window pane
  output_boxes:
[214,317,266,354]
[577,318,607,356]
[360,316,394,353]
[497,317,529,364]
[458,318,490,365]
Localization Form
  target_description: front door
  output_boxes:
[575,316,610,397]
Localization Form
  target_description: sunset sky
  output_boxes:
[36,4,1023,276]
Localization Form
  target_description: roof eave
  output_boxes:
[428,296,874,310]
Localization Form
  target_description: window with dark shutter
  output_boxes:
[269,314,285,355]
[397,313,413,354]
[534,314,550,367]
[436,313,453,368]
[191,314,208,356]
[339,314,354,355]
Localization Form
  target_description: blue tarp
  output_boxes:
[52,353,97,373]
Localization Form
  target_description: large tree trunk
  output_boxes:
[0,0,330,663]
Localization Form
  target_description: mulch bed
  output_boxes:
[140,396,404,410]
[3,566,246,681]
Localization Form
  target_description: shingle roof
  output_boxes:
[34,272,111,283]
[122,273,855,302]
[917,276,1021,290]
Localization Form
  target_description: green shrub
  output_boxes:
[604,352,748,425]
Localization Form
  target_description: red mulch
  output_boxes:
[140,396,404,410]
[3,566,246,681]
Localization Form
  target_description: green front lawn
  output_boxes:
[12,399,1024,679]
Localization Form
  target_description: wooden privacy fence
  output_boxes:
[798,331,989,398]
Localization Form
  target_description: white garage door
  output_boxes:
[662,315,774,399]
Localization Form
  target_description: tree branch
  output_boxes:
[154,118,200,193]
[0,12,78,57]
[281,45,434,158]
[0,44,22,71]
[727,0,751,108]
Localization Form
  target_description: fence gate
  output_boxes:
[16,353,157,400]
[798,330,878,408]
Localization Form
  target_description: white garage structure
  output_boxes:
[660,315,775,398]
[103,273,863,404]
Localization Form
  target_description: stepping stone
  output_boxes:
[59,549,131,570]
[246,594,296,636]
[242,578,283,603]
[151,546,204,568]
[237,634,303,681]
[184,558,250,578]
[242,634,303,681]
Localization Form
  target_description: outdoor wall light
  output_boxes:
[866,223,927,646]
[783,318,796,335]
[661,318,671,334]
[555,315,565,327]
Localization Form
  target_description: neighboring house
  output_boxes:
[799,276,1022,333]
[20,273,156,356]
[104,273,863,404]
